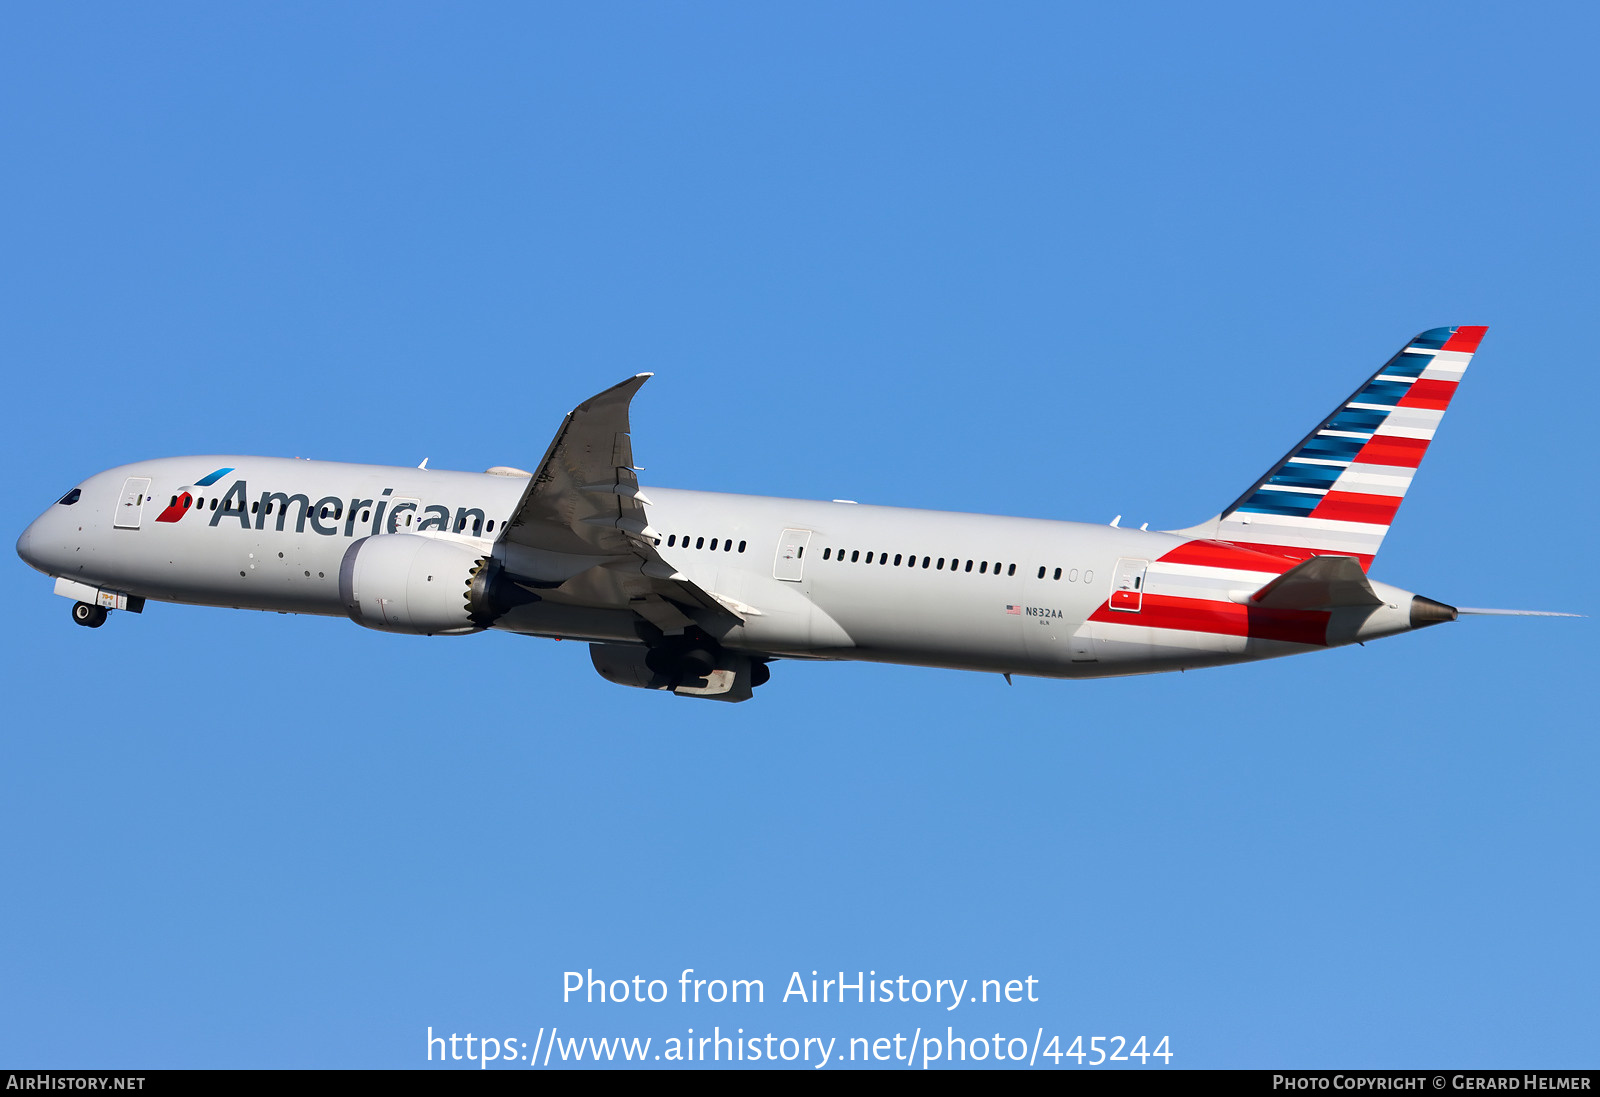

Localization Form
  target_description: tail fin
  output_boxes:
[1173,326,1487,571]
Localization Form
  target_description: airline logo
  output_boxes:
[154,467,234,523]
[151,472,494,541]
[1219,326,1486,570]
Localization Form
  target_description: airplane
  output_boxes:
[16,325,1575,702]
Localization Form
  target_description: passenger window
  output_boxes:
[922,556,930,568]
[879,553,888,565]
[865,551,873,563]
[979,561,988,573]
[724,540,732,552]
[696,537,704,549]
[486,519,494,532]
[823,547,831,560]
[738,541,747,553]
[1054,568,1062,580]
[210,499,218,511]
[710,538,718,550]
[936,558,945,570]
[668,535,676,547]
[851,550,859,563]
[1037,567,1046,579]
[965,560,973,572]
[894,554,903,566]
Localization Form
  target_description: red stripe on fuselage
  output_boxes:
[1397,378,1457,410]
[1310,490,1402,525]
[1089,593,1329,646]
[1205,541,1376,572]
[1156,539,1302,573]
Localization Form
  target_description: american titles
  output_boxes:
[167,478,495,539]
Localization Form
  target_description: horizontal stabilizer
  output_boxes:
[1249,554,1383,611]
[1457,607,1584,617]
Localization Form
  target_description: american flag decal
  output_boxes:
[1006,604,1021,615]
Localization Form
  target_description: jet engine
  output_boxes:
[339,534,490,636]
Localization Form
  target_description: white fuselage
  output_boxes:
[18,455,1431,683]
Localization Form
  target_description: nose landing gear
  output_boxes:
[71,601,107,628]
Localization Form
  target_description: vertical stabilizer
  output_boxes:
[1173,326,1487,570]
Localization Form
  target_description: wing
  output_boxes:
[495,375,741,633]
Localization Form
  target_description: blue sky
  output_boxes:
[3,2,1595,1070]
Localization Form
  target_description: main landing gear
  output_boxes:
[71,601,107,628]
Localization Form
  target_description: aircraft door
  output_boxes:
[773,529,811,582]
[1109,558,1149,612]
[385,498,422,533]
[114,477,152,529]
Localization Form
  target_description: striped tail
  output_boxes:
[1174,325,1487,571]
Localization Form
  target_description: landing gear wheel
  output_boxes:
[71,601,107,628]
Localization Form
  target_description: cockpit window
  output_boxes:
[56,488,81,506]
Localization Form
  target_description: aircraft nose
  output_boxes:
[16,514,53,574]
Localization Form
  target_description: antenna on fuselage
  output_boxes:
[417,458,429,470]
[1110,515,1121,527]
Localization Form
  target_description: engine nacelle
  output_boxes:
[589,642,759,703]
[339,535,488,636]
